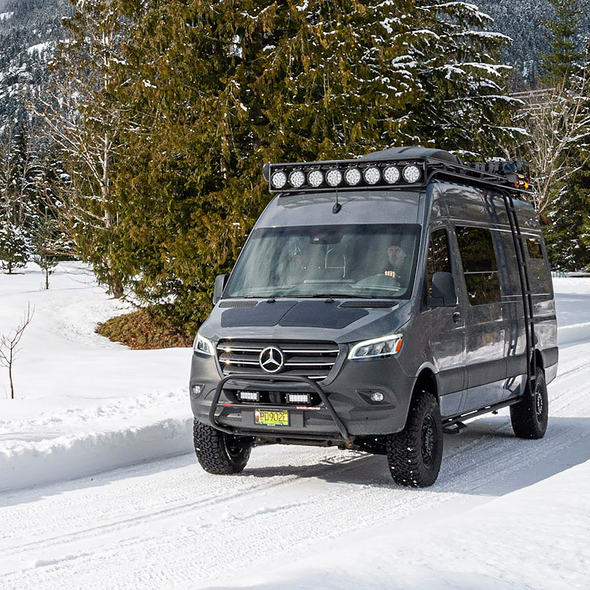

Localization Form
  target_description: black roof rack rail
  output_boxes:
[263,147,532,196]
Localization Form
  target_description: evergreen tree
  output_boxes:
[102,0,427,329]
[59,0,522,331]
[404,0,521,155]
[30,148,75,287]
[538,5,590,270]
[0,219,30,273]
[542,0,585,82]
[0,120,36,272]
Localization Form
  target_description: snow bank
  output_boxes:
[558,321,590,346]
[553,277,590,346]
[0,391,192,492]
[0,263,193,493]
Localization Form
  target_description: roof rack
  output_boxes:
[263,147,532,196]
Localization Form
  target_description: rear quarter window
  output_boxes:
[526,237,552,297]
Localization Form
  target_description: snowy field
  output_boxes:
[0,263,589,589]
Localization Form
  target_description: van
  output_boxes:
[189,147,558,487]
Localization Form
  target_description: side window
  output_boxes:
[526,236,552,296]
[527,238,543,259]
[427,228,451,296]
[455,226,502,305]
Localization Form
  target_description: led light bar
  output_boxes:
[287,393,311,404]
[238,391,260,402]
[263,151,533,195]
[264,159,426,193]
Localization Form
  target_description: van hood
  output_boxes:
[198,298,413,344]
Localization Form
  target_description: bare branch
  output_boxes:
[0,303,35,399]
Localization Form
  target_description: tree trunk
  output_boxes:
[111,280,124,298]
[9,361,14,399]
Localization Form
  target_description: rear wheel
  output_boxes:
[193,420,253,474]
[510,367,548,439]
[386,391,443,487]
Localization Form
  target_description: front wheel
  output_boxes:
[510,368,548,439]
[386,391,443,487]
[193,420,253,474]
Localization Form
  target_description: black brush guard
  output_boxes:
[209,374,350,441]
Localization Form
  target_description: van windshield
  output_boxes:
[224,224,420,299]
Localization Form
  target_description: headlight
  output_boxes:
[194,333,214,357]
[348,334,403,360]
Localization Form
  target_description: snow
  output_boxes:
[0,11,13,21]
[0,263,192,493]
[0,264,589,589]
[26,42,51,56]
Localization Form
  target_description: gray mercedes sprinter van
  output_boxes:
[189,147,558,487]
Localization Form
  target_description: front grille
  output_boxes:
[216,339,340,381]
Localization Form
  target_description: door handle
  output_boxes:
[452,312,462,323]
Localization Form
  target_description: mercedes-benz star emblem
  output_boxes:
[259,346,285,374]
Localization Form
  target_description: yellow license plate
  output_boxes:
[254,409,289,427]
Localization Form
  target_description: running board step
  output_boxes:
[443,421,467,435]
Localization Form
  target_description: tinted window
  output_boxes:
[456,226,502,305]
[427,229,451,296]
[526,237,552,296]
[527,238,543,259]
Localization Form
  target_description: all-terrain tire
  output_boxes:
[510,367,548,439]
[386,391,443,487]
[193,420,253,474]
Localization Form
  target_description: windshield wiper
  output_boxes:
[297,293,383,299]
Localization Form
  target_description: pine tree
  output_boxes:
[101,0,426,329]
[0,120,36,273]
[59,0,523,332]
[30,149,75,287]
[0,220,30,274]
[538,4,590,270]
[542,0,585,82]
[403,0,521,156]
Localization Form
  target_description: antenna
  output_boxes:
[332,188,341,214]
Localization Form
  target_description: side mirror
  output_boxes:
[427,272,457,308]
[213,274,228,305]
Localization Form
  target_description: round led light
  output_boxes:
[364,166,381,185]
[271,171,287,189]
[289,170,305,188]
[384,166,401,184]
[370,391,385,403]
[402,165,421,183]
[308,169,324,187]
[326,169,343,187]
[344,167,362,186]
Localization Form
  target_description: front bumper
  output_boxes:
[189,351,414,440]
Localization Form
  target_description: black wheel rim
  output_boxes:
[421,413,438,470]
[224,435,249,462]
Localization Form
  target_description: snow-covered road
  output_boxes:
[1,266,589,589]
